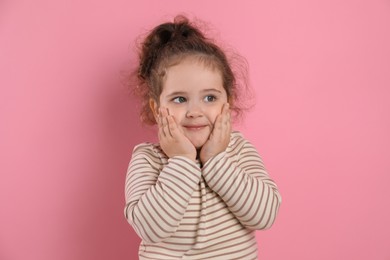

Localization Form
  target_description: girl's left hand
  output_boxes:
[200,103,231,164]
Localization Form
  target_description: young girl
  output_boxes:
[124,16,281,259]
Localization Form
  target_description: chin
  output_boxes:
[190,139,207,149]
[193,143,205,149]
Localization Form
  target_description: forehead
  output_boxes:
[162,56,224,93]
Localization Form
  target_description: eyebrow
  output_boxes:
[201,88,223,94]
[165,91,187,99]
[165,89,222,98]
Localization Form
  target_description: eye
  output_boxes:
[204,95,217,102]
[172,96,187,103]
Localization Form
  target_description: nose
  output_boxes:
[186,102,203,118]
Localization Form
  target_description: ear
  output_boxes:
[149,98,159,121]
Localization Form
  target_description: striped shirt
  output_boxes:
[124,131,281,259]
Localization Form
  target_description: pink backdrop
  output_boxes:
[1,0,389,259]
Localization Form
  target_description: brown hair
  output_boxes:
[131,15,252,125]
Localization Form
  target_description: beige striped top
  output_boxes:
[124,131,281,259]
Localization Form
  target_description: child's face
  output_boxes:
[151,57,228,149]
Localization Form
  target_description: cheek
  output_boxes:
[208,107,223,124]
[165,105,185,120]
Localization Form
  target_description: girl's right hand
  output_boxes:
[158,107,197,161]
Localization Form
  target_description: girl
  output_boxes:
[124,16,281,259]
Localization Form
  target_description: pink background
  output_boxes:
[1,0,389,259]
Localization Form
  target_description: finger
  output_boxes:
[224,102,230,112]
[165,108,176,137]
[218,102,226,114]
[157,110,167,141]
[226,103,230,117]
[162,108,174,138]
[218,104,231,138]
[167,115,178,137]
[222,103,230,125]
[224,104,232,134]
[160,107,170,138]
[164,108,172,137]
[211,114,223,139]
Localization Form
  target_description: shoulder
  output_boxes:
[230,130,245,141]
[228,130,248,150]
[131,142,167,164]
[228,130,259,155]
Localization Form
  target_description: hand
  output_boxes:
[157,107,197,161]
[200,103,231,164]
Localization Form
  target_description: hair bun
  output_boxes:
[155,17,194,45]
[156,23,191,45]
[158,27,173,44]
[178,25,190,38]
[174,15,191,38]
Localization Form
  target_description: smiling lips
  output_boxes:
[183,125,207,130]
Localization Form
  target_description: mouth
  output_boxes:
[183,125,208,131]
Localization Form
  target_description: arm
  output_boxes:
[124,144,201,243]
[202,135,282,230]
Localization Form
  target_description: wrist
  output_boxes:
[169,152,196,162]
[200,153,212,165]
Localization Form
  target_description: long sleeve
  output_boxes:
[124,143,202,243]
[202,132,282,230]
